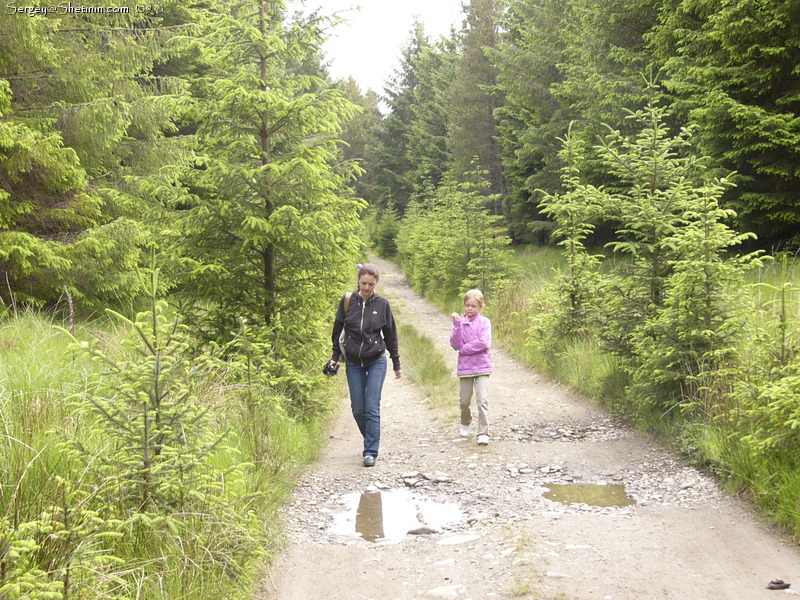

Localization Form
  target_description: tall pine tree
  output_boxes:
[650,0,800,246]
[446,0,506,213]
[176,0,364,344]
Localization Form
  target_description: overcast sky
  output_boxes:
[292,0,465,95]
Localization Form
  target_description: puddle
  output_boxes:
[330,489,463,543]
[543,483,635,508]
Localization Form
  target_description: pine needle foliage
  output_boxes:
[628,178,764,412]
[594,92,703,364]
[174,0,365,344]
[56,270,266,597]
[397,168,517,302]
[650,0,800,244]
[0,1,197,310]
[557,88,766,414]
[534,123,605,343]
[58,270,230,514]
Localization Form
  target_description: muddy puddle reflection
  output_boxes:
[330,489,463,543]
[544,483,635,508]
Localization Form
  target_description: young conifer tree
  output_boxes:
[396,167,515,301]
[595,95,699,364]
[630,178,763,410]
[537,124,604,340]
[178,0,364,350]
[595,92,763,411]
[0,2,195,308]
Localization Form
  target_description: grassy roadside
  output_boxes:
[0,310,336,599]
[377,279,458,413]
[398,323,456,412]
[385,245,800,541]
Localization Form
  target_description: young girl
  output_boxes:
[450,289,493,445]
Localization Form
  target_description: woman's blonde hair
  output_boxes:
[463,289,485,308]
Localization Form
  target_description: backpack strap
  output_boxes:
[343,292,352,313]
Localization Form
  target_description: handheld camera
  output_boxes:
[322,361,340,376]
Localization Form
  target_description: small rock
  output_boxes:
[467,512,487,524]
[546,572,571,579]
[424,584,462,599]
[408,526,438,535]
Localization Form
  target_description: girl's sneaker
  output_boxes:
[477,435,489,446]
[459,425,470,437]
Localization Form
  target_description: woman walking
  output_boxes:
[328,264,402,467]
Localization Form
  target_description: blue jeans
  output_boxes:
[346,357,387,458]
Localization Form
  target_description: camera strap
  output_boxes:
[338,292,353,363]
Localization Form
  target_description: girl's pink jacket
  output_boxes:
[450,313,493,376]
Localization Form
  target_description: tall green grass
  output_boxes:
[487,245,800,539]
[489,245,563,355]
[0,312,91,523]
[398,323,456,410]
[0,311,334,598]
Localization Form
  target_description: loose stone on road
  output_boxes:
[255,257,800,600]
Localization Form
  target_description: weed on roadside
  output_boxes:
[398,323,456,410]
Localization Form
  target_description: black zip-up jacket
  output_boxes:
[331,290,401,371]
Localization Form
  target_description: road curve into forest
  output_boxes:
[255,256,800,600]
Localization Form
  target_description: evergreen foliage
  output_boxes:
[62,292,224,512]
[535,124,604,342]
[406,37,457,201]
[627,178,763,411]
[446,0,506,207]
[0,486,124,600]
[364,205,401,258]
[594,96,701,362]
[539,95,765,415]
[650,0,800,245]
[175,0,365,343]
[0,80,91,307]
[552,0,659,135]
[492,0,659,241]
[492,0,571,240]
[367,21,428,212]
[57,272,266,597]
[0,0,197,310]
[742,367,800,462]
[335,77,384,204]
[396,169,516,301]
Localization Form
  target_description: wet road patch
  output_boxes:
[543,483,635,508]
[330,488,463,543]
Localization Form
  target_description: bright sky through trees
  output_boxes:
[293,0,464,94]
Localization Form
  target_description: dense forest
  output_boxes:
[1,0,800,597]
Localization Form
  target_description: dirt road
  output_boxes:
[255,257,800,600]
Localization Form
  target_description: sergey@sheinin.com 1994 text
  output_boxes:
[5,2,164,16]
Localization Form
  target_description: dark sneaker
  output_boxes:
[363,455,376,467]
[767,580,790,590]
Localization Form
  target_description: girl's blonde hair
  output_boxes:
[463,289,485,308]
